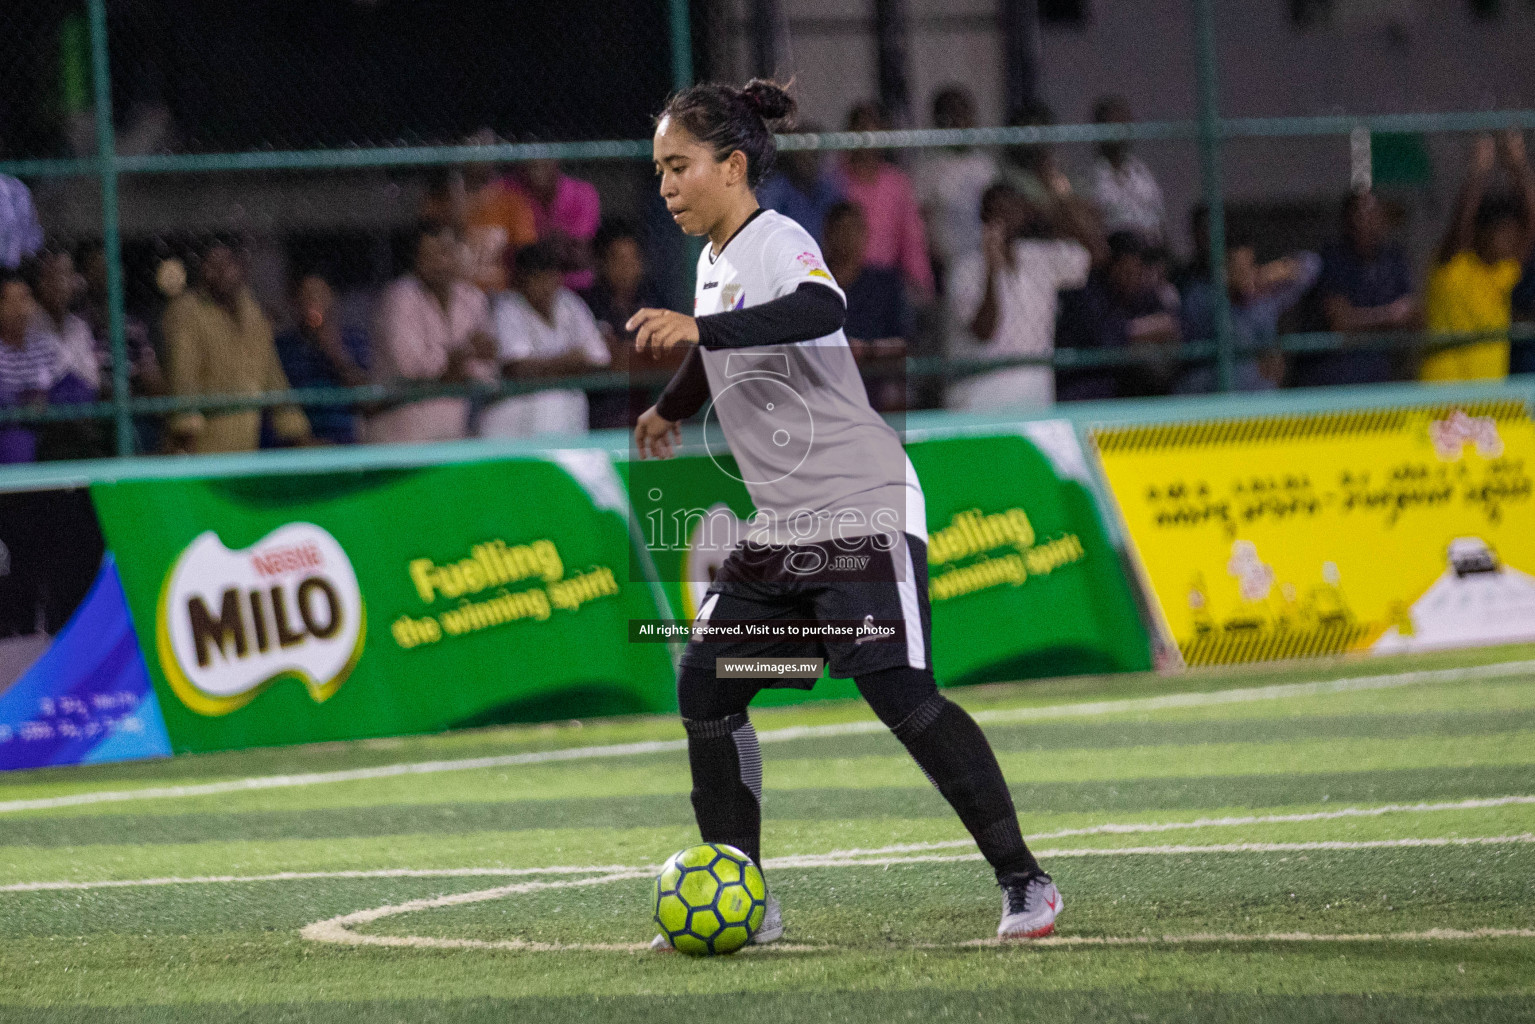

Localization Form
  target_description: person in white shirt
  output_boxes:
[1089,95,1167,247]
[479,240,611,438]
[911,86,1000,283]
[948,182,1101,410]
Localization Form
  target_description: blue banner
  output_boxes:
[0,556,172,771]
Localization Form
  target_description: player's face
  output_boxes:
[653,116,732,237]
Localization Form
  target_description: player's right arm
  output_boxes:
[634,404,683,459]
[636,344,708,459]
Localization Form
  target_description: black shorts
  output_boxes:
[678,531,934,687]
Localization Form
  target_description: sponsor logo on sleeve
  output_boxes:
[795,251,835,283]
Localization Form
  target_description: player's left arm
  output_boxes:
[693,224,848,349]
[628,283,846,354]
[696,282,846,349]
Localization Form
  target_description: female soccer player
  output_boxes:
[629,79,1061,946]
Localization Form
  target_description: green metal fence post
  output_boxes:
[669,0,694,92]
[87,0,132,457]
[667,0,704,313]
[1193,0,1235,392]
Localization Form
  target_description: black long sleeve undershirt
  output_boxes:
[655,345,709,422]
[696,281,845,351]
[654,282,845,422]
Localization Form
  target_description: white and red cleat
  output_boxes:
[997,871,1062,939]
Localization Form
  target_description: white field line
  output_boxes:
[7,794,1533,893]
[296,834,1535,954]
[771,833,1535,870]
[299,871,656,951]
[947,927,1535,949]
[10,829,1533,895]
[0,864,638,893]
[298,926,1535,955]
[800,794,1535,858]
[6,659,1533,817]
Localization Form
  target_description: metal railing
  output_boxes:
[0,0,1531,458]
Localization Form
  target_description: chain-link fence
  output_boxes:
[1,0,1533,462]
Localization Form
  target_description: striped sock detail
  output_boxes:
[731,717,763,802]
[891,693,947,744]
[683,713,748,740]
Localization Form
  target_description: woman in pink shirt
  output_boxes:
[833,102,934,300]
[503,160,602,291]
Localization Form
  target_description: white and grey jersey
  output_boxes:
[693,209,925,550]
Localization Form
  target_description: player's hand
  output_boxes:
[634,404,682,460]
[627,308,700,357]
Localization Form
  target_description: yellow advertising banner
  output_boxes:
[1092,399,1535,666]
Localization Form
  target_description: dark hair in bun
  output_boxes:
[741,79,795,121]
[659,78,797,189]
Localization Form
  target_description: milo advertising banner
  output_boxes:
[910,423,1151,684]
[90,451,677,753]
[2,416,1153,770]
[625,420,1151,695]
[1092,399,1535,666]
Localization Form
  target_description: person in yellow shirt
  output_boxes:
[1421,131,1535,382]
[162,238,312,454]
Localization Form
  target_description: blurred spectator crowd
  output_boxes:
[2,87,1534,463]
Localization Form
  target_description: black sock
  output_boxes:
[890,694,1040,881]
[682,712,763,868]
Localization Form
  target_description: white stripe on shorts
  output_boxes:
[897,536,926,670]
[695,592,720,626]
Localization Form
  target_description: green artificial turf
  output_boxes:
[1,647,1533,1022]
